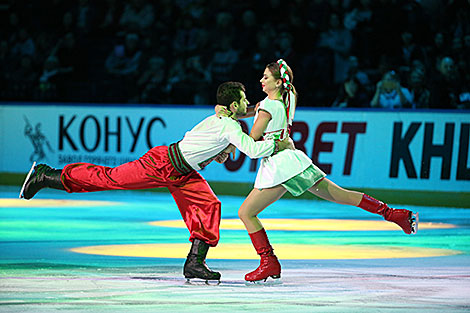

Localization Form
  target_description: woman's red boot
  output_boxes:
[245,228,281,282]
[358,194,418,234]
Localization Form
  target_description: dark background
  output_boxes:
[1,0,469,109]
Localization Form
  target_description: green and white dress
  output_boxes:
[254,96,326,196]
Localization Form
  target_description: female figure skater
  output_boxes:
[221,60,418,283]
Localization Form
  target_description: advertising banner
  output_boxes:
[1,104,468,192]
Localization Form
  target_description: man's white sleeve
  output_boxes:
[221,118,275,159]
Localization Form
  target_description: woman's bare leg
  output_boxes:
[238,185,287,234]
[308,178,418,234]
[308,178,363,206]
[239,185,285,281]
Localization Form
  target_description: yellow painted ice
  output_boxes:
[149,218,455,231]
[70,243,460,260]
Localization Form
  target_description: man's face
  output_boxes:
[234,90,249,116]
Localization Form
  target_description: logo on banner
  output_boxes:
[24,115,55,162]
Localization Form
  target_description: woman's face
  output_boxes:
[260,67,280,95]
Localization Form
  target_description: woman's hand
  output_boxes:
[215,105,231,118]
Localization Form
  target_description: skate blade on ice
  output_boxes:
[19,161,36,199]
[185,278,221,286]
[245,276,282,286]
[410,212,419,234]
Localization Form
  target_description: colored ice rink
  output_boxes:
[0,186,469,312]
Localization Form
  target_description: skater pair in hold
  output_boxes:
[20,60,418,284]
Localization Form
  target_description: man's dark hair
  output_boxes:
[216,81,245,108]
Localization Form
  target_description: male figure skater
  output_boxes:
[20,81,294,283]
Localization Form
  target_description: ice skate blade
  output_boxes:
[19,162,36,199]
[185,278,221,286]
[245,276,282,286]
[410,212,419,235]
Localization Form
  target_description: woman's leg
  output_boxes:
[308,178,418,234]
[238,185,286,282]
[307,177,363,205]
[238,185,287,233]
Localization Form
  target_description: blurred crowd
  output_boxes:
[1,0,469,109]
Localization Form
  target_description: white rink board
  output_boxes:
[0,103,469,192]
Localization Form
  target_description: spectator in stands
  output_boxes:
[344,0,373,33]
[184,55,212,104]
[11,28,35,58]
[59,12,77,38]
[407,65,431,109]
[172,14,200,57]
[464,33,470,55]
[445,0,470,38]
[462,34,470,92]
[9,55,38,100]
[0,40,12,82]
[0,40,12,99]
[332,75,369,108]
[399,31,426,72]
[450,35,465,64]
[137,56,168,104]
[153,0,177,43]
[209,36,239,86]
[192,28,212,67]
[427,32,449,73]
[345,0,374,66]
[97,0,124,36]
[119,0,155,35]
[75,0,96,36]
[275,32,297,68]
[166,59,185,103]
[317,12,353,85]
[346,55,371,89]
[166,55,212,105]
[371,70,412,109]
[34,32,55,69]
[104,33,142,102]
[4,12,20,44]
[38,55,62,100]
[209,11,235,44]
[430,56,463,109]
[105,33,141,77]
[55,32,87,82]
[0,0,466,107]
[234,9,258,59]
[251,29,275,74]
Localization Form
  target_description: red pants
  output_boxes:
[61,146,221,246]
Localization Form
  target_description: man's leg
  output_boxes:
[21,146,170,199]
[63,147,172,193]
[20,162,65,199]
[168,172,221,281]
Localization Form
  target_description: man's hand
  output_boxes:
[214,152,229,163]
[215,144,236,163]
[223,144,236,159]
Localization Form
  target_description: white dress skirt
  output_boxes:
[253,96,326,196]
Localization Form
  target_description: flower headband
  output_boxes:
[277,59,292,92]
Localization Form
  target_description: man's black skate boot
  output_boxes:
[183,238,221,282]
[20,163,65,200]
